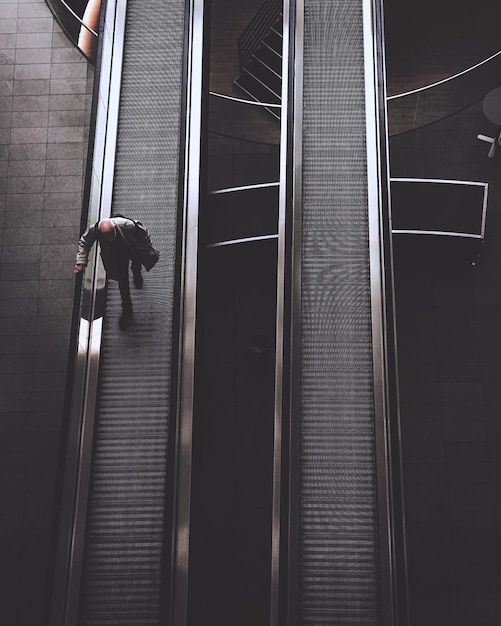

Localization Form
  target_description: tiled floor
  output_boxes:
[0,1,93,623]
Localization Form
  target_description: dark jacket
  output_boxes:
[76,217,159,281]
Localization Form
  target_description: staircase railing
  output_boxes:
[238,0,282,69]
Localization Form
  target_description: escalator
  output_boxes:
[49,0,186,623]
[75,0,186,617]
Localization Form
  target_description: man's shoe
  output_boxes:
[119,306,133,330]
[133,271,143,288]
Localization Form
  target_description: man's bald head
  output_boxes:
[98,219,116,241]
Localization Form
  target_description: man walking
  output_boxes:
[74,216,159,330]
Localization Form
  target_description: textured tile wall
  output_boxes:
[0,1,94,623]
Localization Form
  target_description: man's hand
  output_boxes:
[74,264,85,274]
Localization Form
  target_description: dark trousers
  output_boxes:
[116,250,141,310]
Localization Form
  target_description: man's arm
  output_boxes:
[74,225,98,273]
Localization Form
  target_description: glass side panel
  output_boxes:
[188,239,278,626]
[208,122,279,192]
[187,0,284,624]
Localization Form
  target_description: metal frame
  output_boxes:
[364,0,409,624]
[170,0,206,623]
[285,0,303,623]
[271,0,291,622]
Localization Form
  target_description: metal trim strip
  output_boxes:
[171,0,205,624]
[209,181,279,195]
[206,234,279,248]
[391,177,488,186]
[270,0,290,622]
[209,90,282,107]
[363,0,408,624]
[392,230,483,238]
[286,0,303,623]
